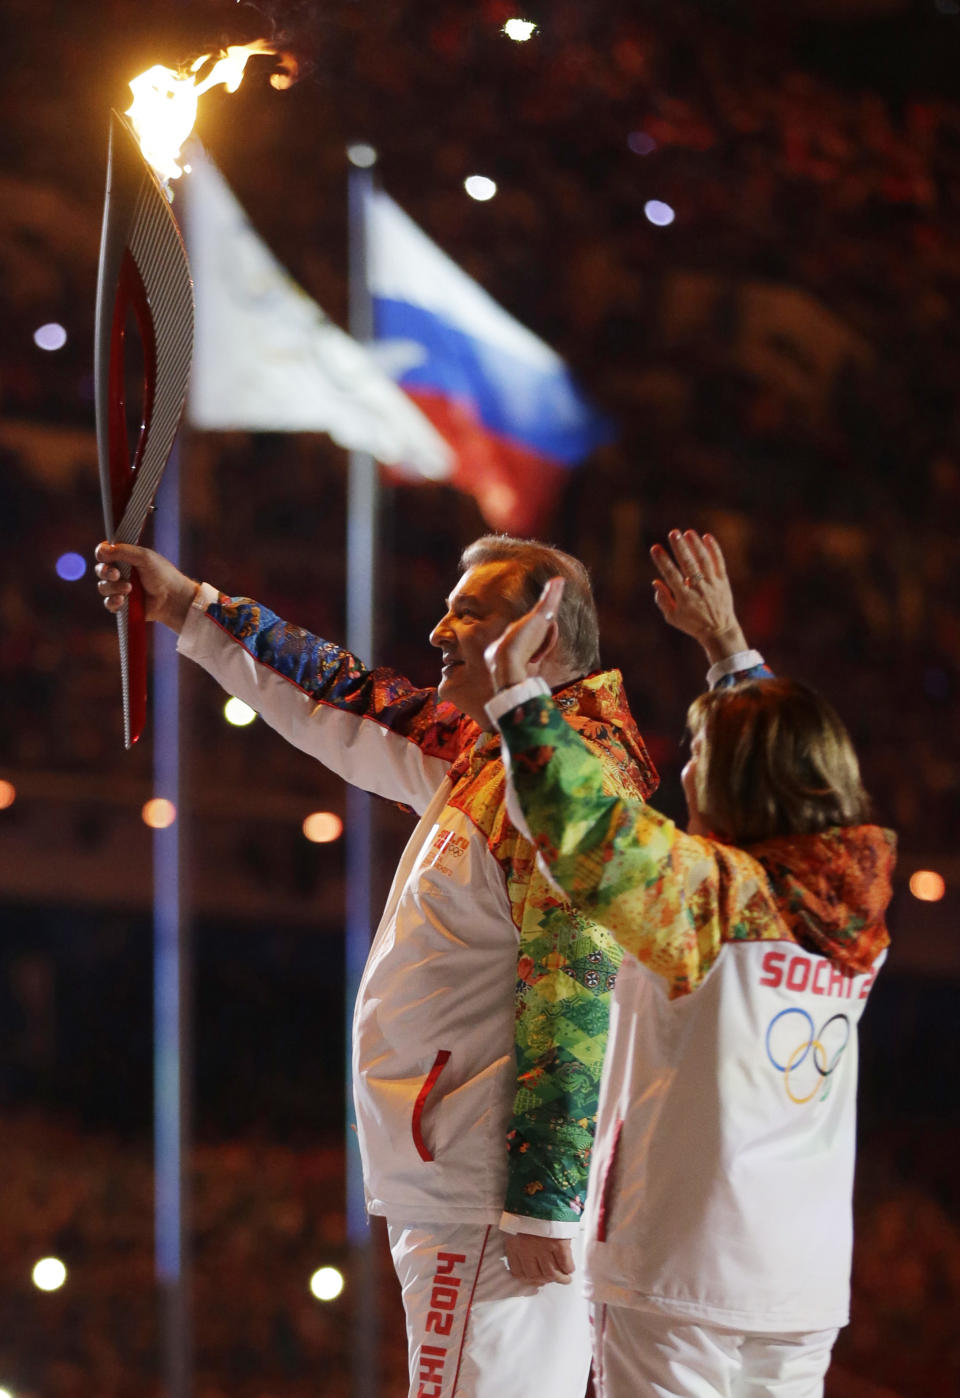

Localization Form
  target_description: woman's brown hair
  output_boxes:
[686,679,870,844]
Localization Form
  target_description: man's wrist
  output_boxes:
[170,580,217,635]
[160,579,201,634]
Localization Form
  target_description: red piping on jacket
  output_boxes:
[596,1118,623,1243]
[412,1050,451,1162]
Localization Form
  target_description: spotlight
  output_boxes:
[909,870,945,902]
[644,200,675,227]
[310,1266,345,1301]
[224,697,257,727]
[56,552,87,581]
[465,175,497,202]
[347,143,378,169]
[142,798,177,829]
[303,812,344,844]
[33,323,67,351]
[503,19,537,41]
[32,1257,67,1291]
[628,131,656,156]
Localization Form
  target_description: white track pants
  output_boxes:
[593,1305,839,1398]
[387,1221,591,1398]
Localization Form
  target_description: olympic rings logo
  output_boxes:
[765,1009,851,1105]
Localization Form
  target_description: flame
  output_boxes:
[125,40,296,184]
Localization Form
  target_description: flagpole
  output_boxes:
[153,441,192,1398]
[346,143,380,1398]
[151,7,191,1388]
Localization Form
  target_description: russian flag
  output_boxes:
[365,189,614,535]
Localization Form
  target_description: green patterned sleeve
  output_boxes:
[503,852,623,1225]
[498,695,727,997]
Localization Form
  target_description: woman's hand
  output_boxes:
[650,530,748,664]
[485,577,565,692]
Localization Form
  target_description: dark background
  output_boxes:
[0,1,958,1394]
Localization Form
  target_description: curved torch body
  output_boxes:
[94,110,194,747]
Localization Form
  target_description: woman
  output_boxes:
[483,531,895,1398]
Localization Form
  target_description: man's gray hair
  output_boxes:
[460,534,601,676]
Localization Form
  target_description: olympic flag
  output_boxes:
[364,190,614,534]
[183,147,451,478]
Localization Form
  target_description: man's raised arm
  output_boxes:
[94,541,473,813]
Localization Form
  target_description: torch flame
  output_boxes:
[126,40,296,184]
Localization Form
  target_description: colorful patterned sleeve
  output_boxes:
[497,696,771,997]
[207,596,473,761]
[178,592,475,812]
[501,842,625,1226]
[477,673,661,1230]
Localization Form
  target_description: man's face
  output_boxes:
[429,561,526,724]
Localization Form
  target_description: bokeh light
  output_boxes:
[503,18,537,41]
[142,798,177,830]
[644,199,675,226]
[909,870,946,902]
[464,175,497,202]
[32,1257,67,1292]
[0,781,15,810]
[347,142,377,168]
[55,551,87,581]
[302,812,344,844]
[33,322,67,351]
[309,1266,345,1301]
[0,1385,14,1398]
[224,697,257,727]
[628,130,657,156]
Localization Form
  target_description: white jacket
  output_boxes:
[491,683,895,1331]
[584,942,883,1330]
[178,588,656,1233]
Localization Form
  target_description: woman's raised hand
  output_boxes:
[650,530,747,663]
[485,577,565,692]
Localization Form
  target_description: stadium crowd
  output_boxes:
[1,0,958,1393]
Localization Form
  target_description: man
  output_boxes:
[95,533,658,1398]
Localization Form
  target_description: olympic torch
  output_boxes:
[94,109,194,749]
[95,42,294,748]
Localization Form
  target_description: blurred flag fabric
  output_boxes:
[364,189,614,534]
[183,147,452,479]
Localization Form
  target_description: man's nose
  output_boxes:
[429,613,454,649]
